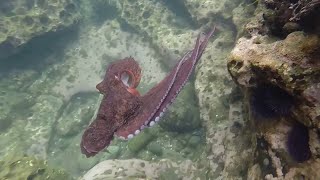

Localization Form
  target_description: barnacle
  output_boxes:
[250,84,294,119]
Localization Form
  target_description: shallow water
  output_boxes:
[0,0,244,179]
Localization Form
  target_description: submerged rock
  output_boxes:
[0,153,71,180]
[232,2,256,38]
[263,0,320,37]
[110,0,198,67]
[228,28,320,179]
[25,95,64,159]
[0,94,64,160]
[0,0,266,179]
[229,32,320,127]
[81,159,199,180]
[0,0,80,59]
[183,0,244,23]
[0,89,31,132]
[159,83,201,133]
[56,92,98,137]
[194,22,256,179]
[128,129,157,154]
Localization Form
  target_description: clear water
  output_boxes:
[0,0,243,179]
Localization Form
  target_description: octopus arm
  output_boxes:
[114,60,184,138]
[115,28,216,138]
[144,28,216,126]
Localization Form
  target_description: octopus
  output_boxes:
[80,28,216,157]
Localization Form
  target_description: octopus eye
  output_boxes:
[120,71,135,88]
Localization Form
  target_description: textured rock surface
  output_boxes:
[111,0,197,67]
[0,89,30,132]
[229,32,320,128]
[0,0,80,59]
[228,17,320,180]
[262,0,320,37]
[0,153,71,180]
[193,23,255,179]
[55,92,98,137]
[25,95,64,159]
[29,19,166,101]
[0,94,63,160]
[232,2,256,38]
[224,0,320,178]
[81,159,199,180]
[0,0,264,179]
[183,0,244,22]
[159,83,201,133]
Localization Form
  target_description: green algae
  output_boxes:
[159,83,201,133]
[0,0,80,59]
[0,153,72,180]
[159,168,180,180]
[128,128,157,154]
[147,142,163,156]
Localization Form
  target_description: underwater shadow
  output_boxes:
[0,25,80,76]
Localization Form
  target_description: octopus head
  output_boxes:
[96,57,142,95]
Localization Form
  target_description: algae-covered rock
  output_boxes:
[227,0,320,177]
[262,0,320,37]
[47,133,103,177]
[0,94,64,160]
[110,0,197,66]
[183,0,244,22]
[195,26,236,124]
[30,19,166,101]
[25,95,64,159]
[232,2,256,38]
[284,159,320,179]
[0,153,71,180]
[0,70,38,129]
[194,20,255,179]
[147,142,163,156]
[128,128,157,154]
[159,83,201,133]
[81,159,199,180]
[0,89,31,131]
[0,0,80,59]
[228,30,320,178]
[228,32,320,128]
[56,92,98,137]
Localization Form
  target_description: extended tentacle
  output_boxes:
[145,27,215,127]
[114,52,190,138]
[115,28,215,138]
[197,26,216,63]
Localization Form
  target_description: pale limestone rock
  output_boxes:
[111,0,198,65]
[82,159,198,180]
[183,0,244,22]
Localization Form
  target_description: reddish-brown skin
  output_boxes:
[81,28,216,157]
[80,58,143,157]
